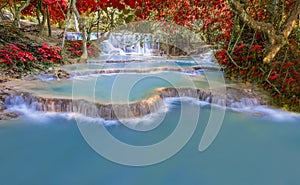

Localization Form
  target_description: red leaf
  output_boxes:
[268,74,279,81]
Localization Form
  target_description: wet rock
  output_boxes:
[0,101,5,111]
[23,76,39,81]
[4,86,268,120]
[0,77,9,83]
[55,69,70,79]
[0,111,19,120]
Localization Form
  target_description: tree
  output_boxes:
[67,0,137,60]
[22,0,67,35]
[61,0,72,55]
[227,0,300,63]
[72,0,87,61]
[7,0,31,27]
[0,1,9,19]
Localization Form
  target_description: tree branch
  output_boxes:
[282,0,300,38]
[263,0,300,63]
[228,0,300,63]
[228,0,277,39]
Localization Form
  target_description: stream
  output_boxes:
[1,54,300,185]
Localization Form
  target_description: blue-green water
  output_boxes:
[25,72,208,102]
[1,101,300,185]
[96,55,214,63]
[0,99,300,185]
[62,61,212,71]
[62,55,217,72]
[2,56,300,185]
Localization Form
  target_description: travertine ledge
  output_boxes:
[4,87,262,120]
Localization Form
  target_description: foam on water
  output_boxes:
[5,92,300,125]
[5,95,171,127]
[67,113,119,126]
[7,104,120,126]
[7,104,61,124]
[83,70,195,76]
[165,97,300,122]
[240,105,300,122]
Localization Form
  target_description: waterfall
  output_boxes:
[4,92,165,120]
[4,87,261,120]
[229,98,261,108]
[104,33,160,56]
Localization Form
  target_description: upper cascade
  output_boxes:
[100,33,161,56]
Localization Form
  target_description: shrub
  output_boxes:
[37,42,63,63]
[0,44,35,66]
[66,41,100,58]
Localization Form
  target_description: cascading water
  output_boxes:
[4,86,263,120]
[101,33,160,56]
[2,42,300,185]
[2,20,300,185]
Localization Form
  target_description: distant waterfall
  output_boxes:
[105,33,160,56]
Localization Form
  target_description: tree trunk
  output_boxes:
[0,2,8,19]
[62,0,72,52]
[36,8,40,24]
[46,5,51,37]
[87,31,91,42]
[96,8,101,39]
[96,31,110,43]
[72,0,88,62]
[37,0,46,34]
[73,13,79,32]
[39,11,46,34]
[264,0,300,63]
[13,0,30,27]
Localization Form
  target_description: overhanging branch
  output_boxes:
[227,0,300,63]
[228,0,277,39]
[282,0,300,38]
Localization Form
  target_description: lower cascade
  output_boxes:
[4,87,262,120]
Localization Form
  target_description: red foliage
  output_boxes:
[268,74,279,81]
[216,49,229,65]
[283,62,294,69]
[0,44,35,65]
[87,44,100,58]
[250,44,262,52]
[22,0,67,24]
[285,78,294,85]
[134,0,234,37]
[66,41,100,58]
[66,41,83,57]
[37,43,62,63]
[77,0,97,15]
